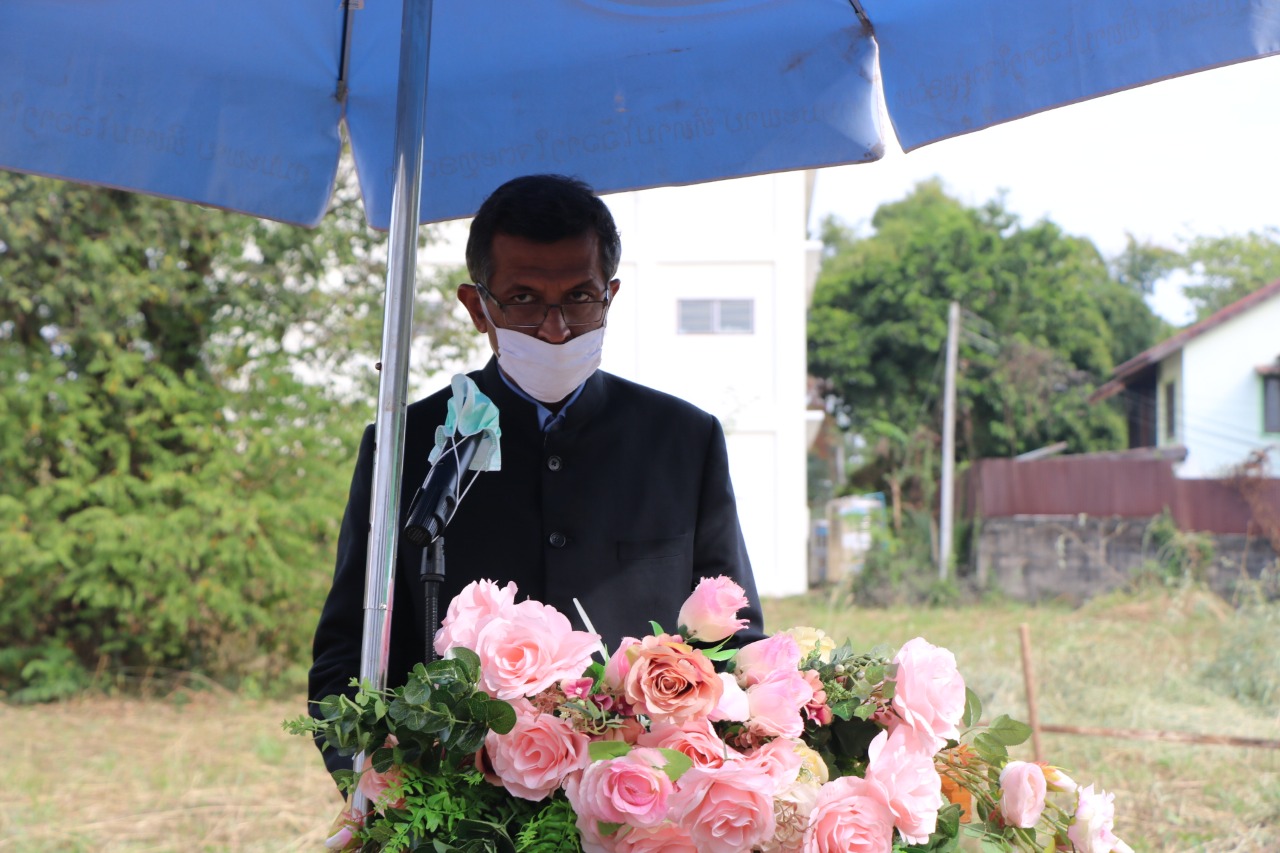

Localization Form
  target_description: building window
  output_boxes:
[677,299,754,334]
[1265,375,1280,434]
[1163,381,1177,440]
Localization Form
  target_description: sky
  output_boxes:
[808,53,1280,325]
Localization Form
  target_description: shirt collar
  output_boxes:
[497,370,587,432]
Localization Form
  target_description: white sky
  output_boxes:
[809,54,1280,325]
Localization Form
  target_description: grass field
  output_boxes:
[2,588,1276,852]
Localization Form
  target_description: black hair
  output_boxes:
[465,174,622,285]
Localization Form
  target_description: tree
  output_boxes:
[0,167,474,699]
[808,180,1158,487]
[1176,227,1280,320]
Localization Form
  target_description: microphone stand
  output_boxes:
[419,535,446,664]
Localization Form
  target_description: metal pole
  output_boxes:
[938,300,959,581]
[352,0,434,817]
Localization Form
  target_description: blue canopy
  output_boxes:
[5,0,1277,228]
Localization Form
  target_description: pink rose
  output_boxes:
[710,672,750,722]
[802,776,896,853]
[433,579,518,656]
[740,737,804,792]
[864,727,943,845]
[614,823,700,853]
[636,718,741,769]
[623,634,723,725]
[356,762,405,814]
[671,762,777,853]
[746,669,814,739]
[604,637,641,691]
[734,634,802,687]
[566,747,674,829]
[999,760,1047,828]
[677,575,750,643]
[890,637,966,752]
[475,599,601,699]
[1069,785,1134,853]
[486,697,591,801]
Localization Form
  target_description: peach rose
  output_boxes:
[671,762,777,853]
[677,575,750,643]
[999,760,1047,828]
[890,637,966,752]
[486,697,591,801]
[623,634,723,725]
[802,776,895,853]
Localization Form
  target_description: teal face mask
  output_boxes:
[428,374,502,472]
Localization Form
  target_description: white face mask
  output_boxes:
[480,299,606,403]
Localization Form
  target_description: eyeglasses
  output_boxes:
[475,283,611,328]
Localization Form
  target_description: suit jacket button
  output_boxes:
[547,455,563,471]
[548,531,567,548]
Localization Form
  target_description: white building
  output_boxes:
[1095,279,1280,477]
[419,173,822,597]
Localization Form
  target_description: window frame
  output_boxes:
[676,298,755,335]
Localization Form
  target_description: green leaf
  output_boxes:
[446,647,482,683]
[656,748,693,783]
[986,714,1032,747]
[588,740,631,762]
[371,746,397,773]
[963,687,983,728]
[403,674,433,706]
[972,732,1008,764]
[699,648,737,661]
[649,621,665,636]
[485,699,517,735]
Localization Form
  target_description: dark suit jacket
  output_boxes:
[309,359,765,774]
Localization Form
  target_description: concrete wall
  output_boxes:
[975,515,1277,603]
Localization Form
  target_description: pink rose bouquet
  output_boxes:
[292,575,1130,853]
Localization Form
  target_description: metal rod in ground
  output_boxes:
[1018,622,1044,762]
[1039,725,1280,750]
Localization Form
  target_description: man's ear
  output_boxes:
[457,284,488,333]
[608,278,621,301]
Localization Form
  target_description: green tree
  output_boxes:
[0,167,474,699]
[1176,227,1280,320]
[808,180,1157,484]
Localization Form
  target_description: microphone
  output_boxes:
[403,432,483,547]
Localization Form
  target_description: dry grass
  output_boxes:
[766,587,1280,852]
[1,588,1276,851]
[0,694,341,852]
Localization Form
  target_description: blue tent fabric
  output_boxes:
[864,0,1280,151]
[3,1,343,226]
[3,0,1278,227]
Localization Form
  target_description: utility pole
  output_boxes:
[938,301,960,581]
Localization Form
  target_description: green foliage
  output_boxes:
[852,509,961,607]
[1135,510,1216,588]
[809,181,1151,471]
[0,168,475,699]
[1177,226,1280,320]
[287,654,581,853]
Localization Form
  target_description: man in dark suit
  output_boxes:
[309,174,764,775]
